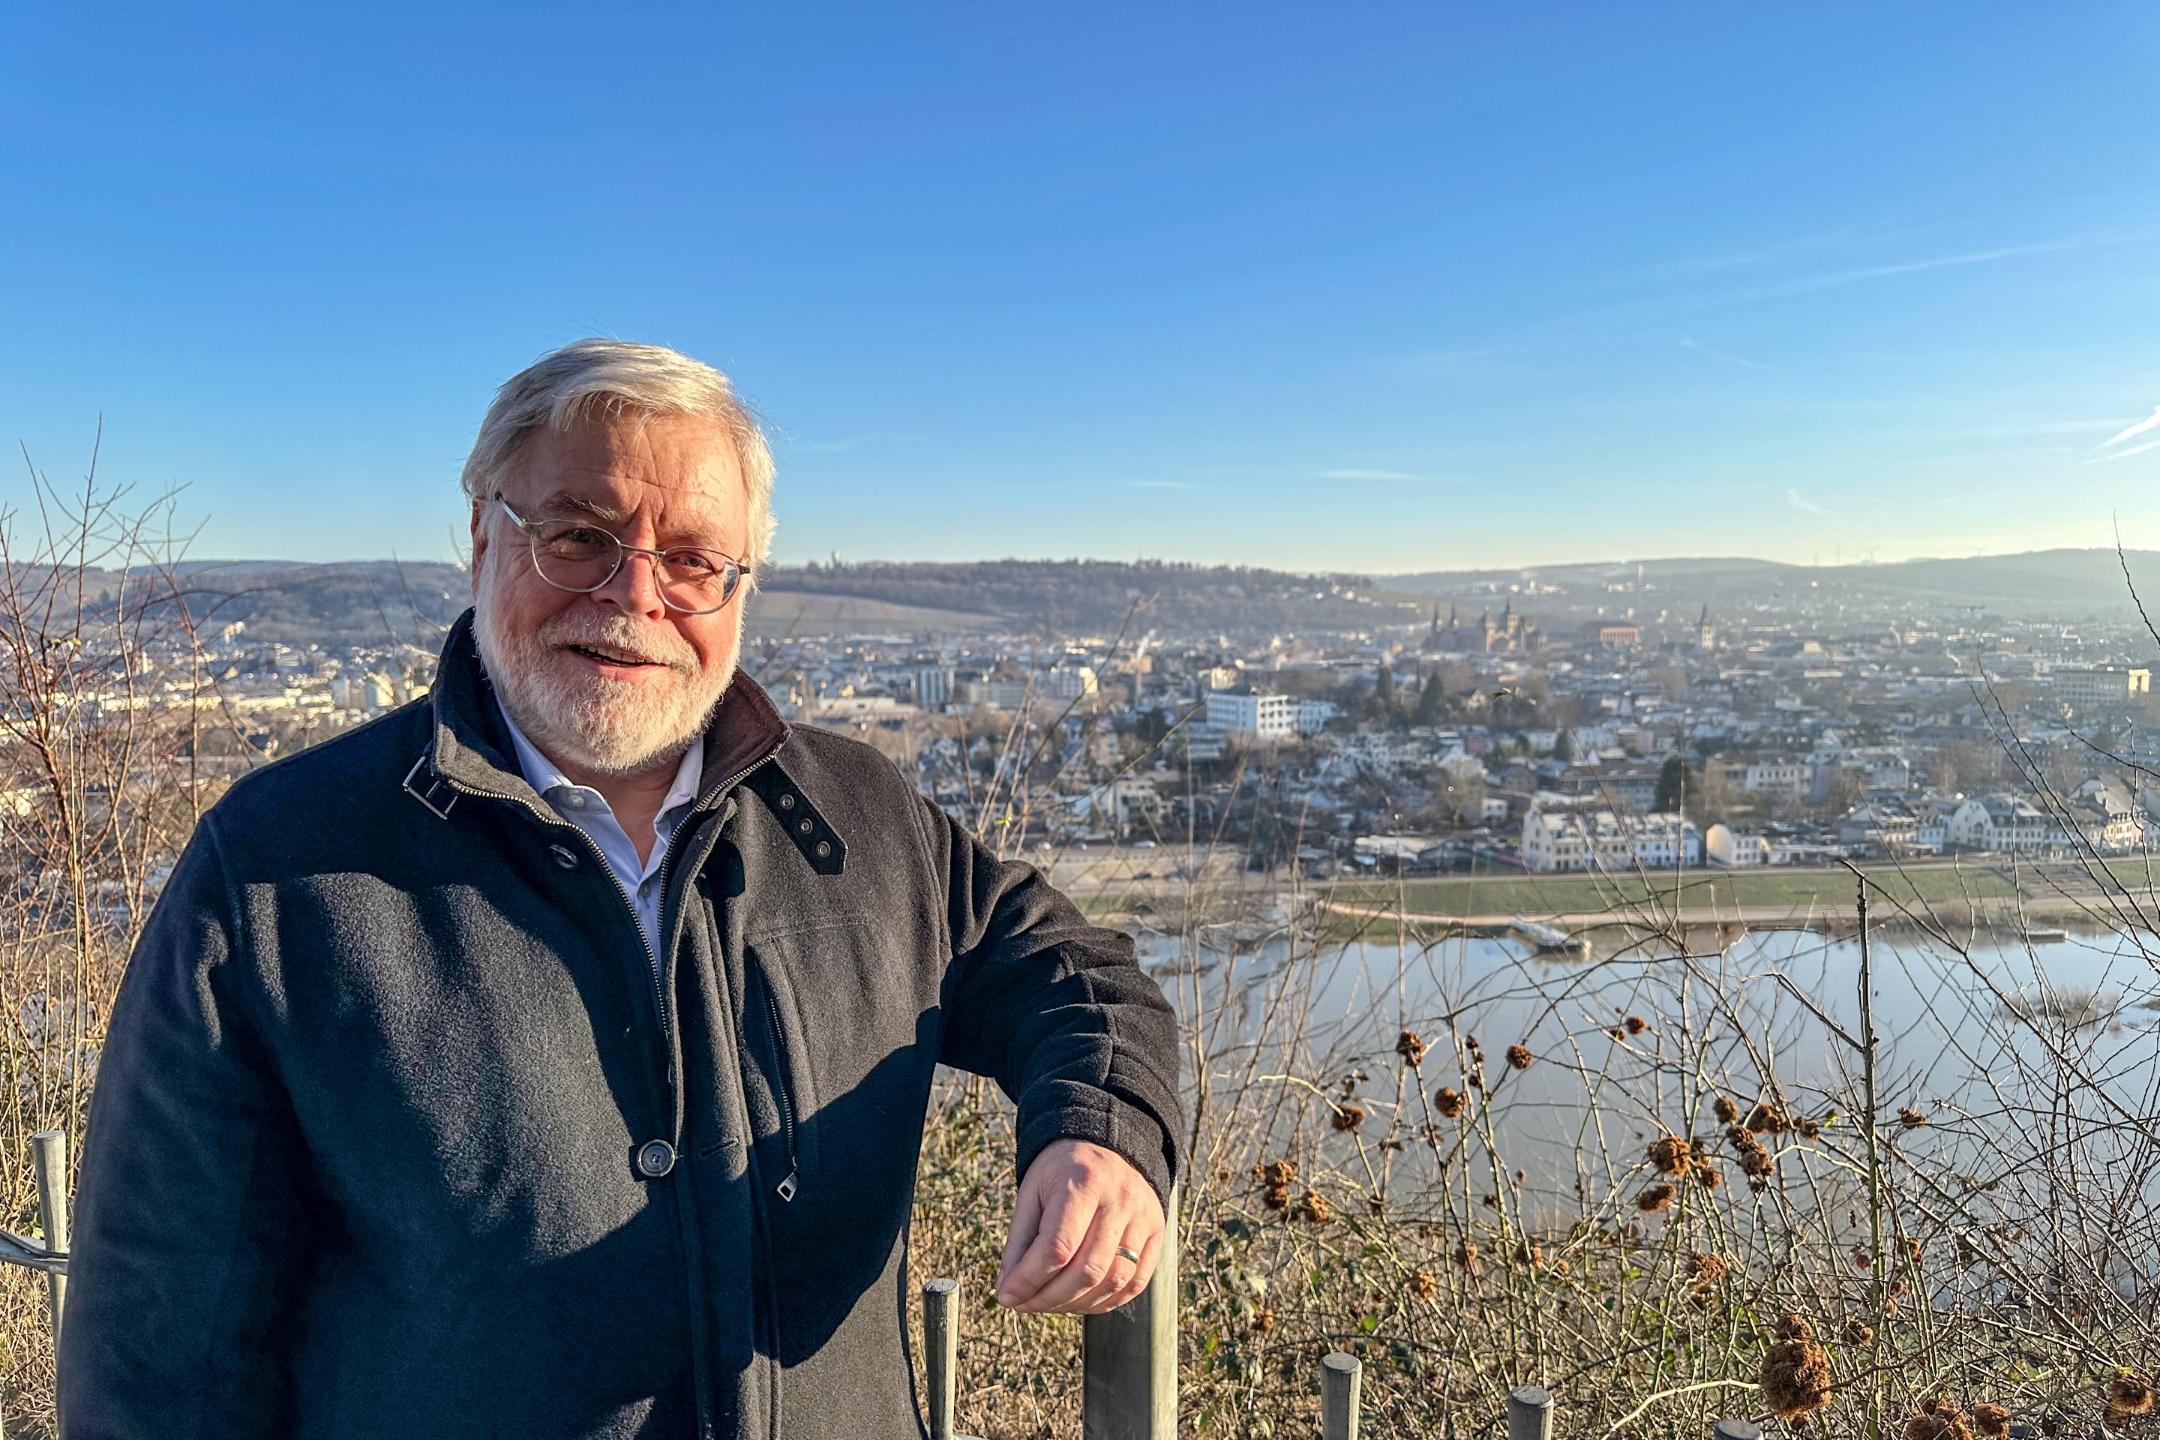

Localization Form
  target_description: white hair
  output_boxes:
[460,338,777,584]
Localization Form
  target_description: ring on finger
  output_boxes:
[1116,1245,1143,1264]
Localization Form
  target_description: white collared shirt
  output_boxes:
[496,699,704,955]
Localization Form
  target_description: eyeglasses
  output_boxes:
[493,493,750,614]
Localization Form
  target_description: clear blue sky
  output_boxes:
[5,4,2158,574]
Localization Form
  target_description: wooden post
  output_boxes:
[1082,1185,1178,1440]
[922,1278,959,1440]
[32,1128,68,1433]
[1320,1352,1362,1440]
[1711,1420,1765,1440]
[1508,1386,1555,1440]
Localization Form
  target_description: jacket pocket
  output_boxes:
[743,951,821,1203]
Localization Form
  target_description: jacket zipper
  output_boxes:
[755,983,802,1202]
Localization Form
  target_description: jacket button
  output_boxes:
[548,844,580,871]
[636,1140,677,1178]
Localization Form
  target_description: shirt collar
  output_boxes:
[494,696,705,819]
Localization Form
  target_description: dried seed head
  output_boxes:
[1697,1165,1724,1190]
[1746,1102,1788,1134]
[1899,1107,1929,1129]
[1252,1304,1274,1334]
[1435,1086,1468,1119]
[1506,1044,1534,1070]
[1649,1135,1693,1176]
[1454,1239,1478,1272]
[1262,1184,1289,1211]
[1293,1189,1332,1224]
[1625,1014,1650,1035]
[1714,1096,1739,1125]
[1255,1158,1297,1189]
[1515,1240,1543,1268]
[1761,1318,1833,1421]
[1637,1183,1676,1213]
[1396,1029,1428,1067]
[1686,1252,1729,1289]
[1842,1319,1875,1346]
[1332,1101,1366,1133]
[2109,1377,2154,1415]
[1904,1400,1973,1440]
[1972,1404,2011,1438]
[1796,1115,1823,1139]
[1408,1269,1438,1299]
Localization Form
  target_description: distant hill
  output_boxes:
[1386,549,2160,618]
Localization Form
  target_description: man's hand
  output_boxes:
[995,1138,1165,1315]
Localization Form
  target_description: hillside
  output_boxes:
[1385,548,2160,618]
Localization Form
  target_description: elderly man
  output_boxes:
[60,339,1182,1438]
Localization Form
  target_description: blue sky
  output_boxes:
[5,4,2158,574]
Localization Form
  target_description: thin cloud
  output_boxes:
[2099,403,2160,451]
[1322,467,1442,483]
[2086,438,2160,465]
[1786,488,1843,520]
[1783,237,2103,295]
[1679,337,1771,371]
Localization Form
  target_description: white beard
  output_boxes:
[473,568,738,779]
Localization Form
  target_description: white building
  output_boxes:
[1947,794,2059,855]
[1296,699,1338,736]
[1520,796,1701,873]
[2053,666,2152,711]
[1205,690,1297,742]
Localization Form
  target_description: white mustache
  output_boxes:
[541,617,692,672]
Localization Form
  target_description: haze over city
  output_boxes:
[8,3,2160,573]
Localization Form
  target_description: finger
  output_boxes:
[1092,1216,1163,1314]
[995,1181,1042,1297]
[1001,1180,1094,1308]
[1024,1197,1124,1313]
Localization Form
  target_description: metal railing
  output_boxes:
[0,1129,72,1439]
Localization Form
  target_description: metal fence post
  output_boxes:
[923,1278,959,1440]
[32,1127,68,1426]
[1082,1184,1178,1440]
[1320,1352,1362,1440]
[1712,1420,1765,1440]
[1508,1386,1555,1440]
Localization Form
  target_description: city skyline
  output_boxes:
[7,4,2159,572]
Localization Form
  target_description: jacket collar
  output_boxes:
[422,608,793,814]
